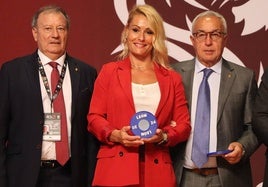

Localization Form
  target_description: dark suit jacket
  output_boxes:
[0,52,99,187]
[171,58,259,187]
[253,68,268,187]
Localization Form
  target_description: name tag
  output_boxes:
[43,113,61,141]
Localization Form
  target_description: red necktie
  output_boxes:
[49,62,69,166]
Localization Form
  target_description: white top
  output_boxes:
[184,59,222,169]
[38,50,72,160]
[132,82,160,114]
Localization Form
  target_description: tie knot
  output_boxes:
[203,68,213,79]
[49,62,58,69]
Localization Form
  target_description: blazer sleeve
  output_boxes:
[87,63,116,144]
[253,69,268,146]
[162,71,191,147]
[237,69,259,159]
[0,64,9,187]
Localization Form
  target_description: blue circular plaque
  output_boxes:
[207,150,232,157]
[130,111,158,138]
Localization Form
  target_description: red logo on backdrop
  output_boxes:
[112,0,268,83]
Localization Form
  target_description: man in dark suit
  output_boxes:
[253,69,268,187]
[171,10,259,187]
[0,5,99,187]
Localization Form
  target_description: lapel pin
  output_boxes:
[75,67,79,72]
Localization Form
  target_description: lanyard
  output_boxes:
[38,57,68,112]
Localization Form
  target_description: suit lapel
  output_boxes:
[66,56,80,119]
[25,53,44,112]
[179,60,195,112]
[117,60,172,115]
[154,64,170,117]
[117,59,136,112]
[26,53,41,92]
[217,59,236,122]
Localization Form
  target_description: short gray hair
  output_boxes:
[192,10,227,33]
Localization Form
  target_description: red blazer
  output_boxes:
[87,58,190,187]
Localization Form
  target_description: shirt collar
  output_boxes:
[194,58,222,74]
[38,49,66,67]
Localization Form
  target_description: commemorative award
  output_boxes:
[207,150,232,157]
[130,111,158,138]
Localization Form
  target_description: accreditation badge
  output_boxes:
[43,113,61,141]
[130,111,158,138]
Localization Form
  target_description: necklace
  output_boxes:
[131,62,152,71]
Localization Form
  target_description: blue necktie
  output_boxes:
[192,68,213,168]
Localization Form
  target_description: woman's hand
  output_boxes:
[109,126,144,147]
[142,129,167,144]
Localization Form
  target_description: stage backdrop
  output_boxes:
[0,0,267,186]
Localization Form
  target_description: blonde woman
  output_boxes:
[87,4,190,187]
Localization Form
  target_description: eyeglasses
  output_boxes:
[192,31,226,42]
[35,26,67,33]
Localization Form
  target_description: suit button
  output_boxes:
[119,151,124,157]
[36,144,42,149]
[154,159,159,164]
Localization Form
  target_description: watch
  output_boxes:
[242,146,246,156]
[158,133,168,145]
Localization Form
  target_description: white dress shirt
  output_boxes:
[184,59,222,169]
[38,50,72,160]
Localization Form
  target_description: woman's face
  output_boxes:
[126,14,154,60]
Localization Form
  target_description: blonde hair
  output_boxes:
[118,4,169,68]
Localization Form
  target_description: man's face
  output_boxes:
[32,11,68,60]
[190,16,227,67]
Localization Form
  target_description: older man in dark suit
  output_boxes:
[171,10,259,187]
[0,5,99,187]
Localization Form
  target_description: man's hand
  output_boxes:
[223,142,245,164]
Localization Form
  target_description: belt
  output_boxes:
[184,167,218,176]
[40,160,61,168]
